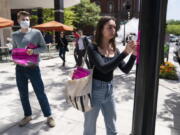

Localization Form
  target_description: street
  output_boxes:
[0,45,180,135]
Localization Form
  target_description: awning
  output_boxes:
[32,21,73,31]
[10,0,80,9]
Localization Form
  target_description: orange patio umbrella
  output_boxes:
[32,21,73,31]
[0,17,13,47]
[0,17,14,28]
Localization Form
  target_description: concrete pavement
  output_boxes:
[0,44,179,135]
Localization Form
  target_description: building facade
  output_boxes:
[90,0,139,21]
[0,0,80,46]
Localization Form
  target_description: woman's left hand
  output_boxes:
[132,47,137,56]
[126,41,137,56]
[131,41,137,56]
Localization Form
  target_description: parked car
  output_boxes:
[174,40,180,63]
[170,36,179,42]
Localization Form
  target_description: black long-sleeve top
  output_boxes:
[59,37,68,47]
[88,44,136,82]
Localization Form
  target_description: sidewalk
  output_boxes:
[0,44,179,135]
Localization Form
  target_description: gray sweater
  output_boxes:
[12,28,47,55]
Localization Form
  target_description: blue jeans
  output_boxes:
[83,79,118,135]
[59,46,66,63]
[16,65,51,117]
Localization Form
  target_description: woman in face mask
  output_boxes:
[11,11,55,128]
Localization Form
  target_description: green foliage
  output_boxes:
[167,20,180,25]
[164,43,169,57]
[31,15,38,25]
[72,0,101,29]
[30,9,54,24]
[159,62,178,80]
[43,8,54,22]
[29,0,101,30]
[64,8,76,26]
[30,8,75,27]
[30,9,38,25]
[167,24,180,35]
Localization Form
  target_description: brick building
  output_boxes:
[90,0,139,21]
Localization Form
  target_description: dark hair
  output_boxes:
[95,16,117,51]
[17,11,30,19]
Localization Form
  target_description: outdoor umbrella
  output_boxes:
[0,17,14,46]
[32,21,73,31]
[0,17,14,28]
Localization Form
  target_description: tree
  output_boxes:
[167,20,180,25]
[167,24,180,35]
[43,8,54,23]
[72,0,101,30]
[64,8,76,26]
[31,8,75,27]
[166,20,180,35]
[31,8,54,24]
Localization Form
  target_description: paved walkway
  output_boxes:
[0,44,179,135]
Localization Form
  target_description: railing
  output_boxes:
[0,46,10,61]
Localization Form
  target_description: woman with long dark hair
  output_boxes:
[83,16,137,135]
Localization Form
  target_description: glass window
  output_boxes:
[95,0,100,6]
[108,1,114,13]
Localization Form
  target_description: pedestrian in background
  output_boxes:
[73,30,80,67]
[76,30,90,67]
[58,32,68,66]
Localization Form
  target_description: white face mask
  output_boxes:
[20,20,30,29]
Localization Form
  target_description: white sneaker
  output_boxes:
[19,116,32,127]
[47,117,55,127]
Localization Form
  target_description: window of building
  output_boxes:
[108,1,114,13]
[95,0,100,6]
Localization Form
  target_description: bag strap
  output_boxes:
[81,45,88,67]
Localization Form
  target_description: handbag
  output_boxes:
[12,43,39,66]
[65,49,93,112]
